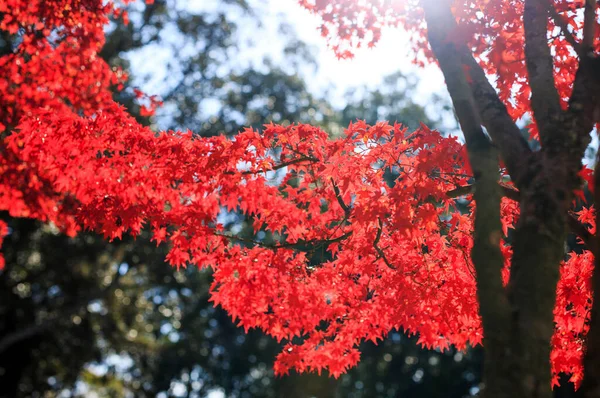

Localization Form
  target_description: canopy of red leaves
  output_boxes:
[0,0,597,386]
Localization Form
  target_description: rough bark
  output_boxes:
[581,153,600,398]
[498,2,584,396]
[421,1,599,397]
[507,152,569,398]
[422,2,516,396]
[580,1,600,387]
[562,6,600,395]
[462,51,532,187]
[582,0,597,51]
[523,0,562,147]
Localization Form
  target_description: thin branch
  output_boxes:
[373,219,396,270]
[545,0,583,54]
[567,211,597,254]
[446,183,520,201]
[248,156,319,174]
[215,231,352,252]
[224,156,320,176]
[330,178,351,215]
[446,184,477,198]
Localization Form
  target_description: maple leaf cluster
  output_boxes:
[0,0,154,237]
[0,0,598,387]
[6,104,595,383]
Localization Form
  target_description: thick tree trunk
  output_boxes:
[421,1,585,396]
[419,0,599,396]
[509,228,563,397]
[478,155,570,398]
[582,250,600,398]
[580,153,600,398]
[508,196,567,396]
[422,2,519,396]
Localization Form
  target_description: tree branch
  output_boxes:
[422,2,513,393]
[582,0,598,51]
[231,155,319,176]
[541,9,599,192]
[563,55,600,162]
[447,183,598,255]
[459,34,532,188]
[373,219,396,270]
[524,0,562,146]
[446,182,520,201]
[563,1,600,158]
[545,0,583,54]
[330,178,351,216]
[567,211,597,254]
[215,231,352,252]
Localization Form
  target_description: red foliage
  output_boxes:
[299,0,600,127]
[0,0,598,386]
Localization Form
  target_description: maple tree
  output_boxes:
[1,0,600,397]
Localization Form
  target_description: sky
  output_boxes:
[260,0,446,103]
[127,0,448,111]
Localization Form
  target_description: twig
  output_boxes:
[373,219,396,270]
[446,183,520,201]
[546,0,583,54]
[215,231,352,252]
[568,211,598,255]
[224,156,319,176]
[330,178,351,215]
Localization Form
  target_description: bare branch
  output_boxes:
[563,56,600,158]
[422,3,512,392]
[445,184,475,198]
[560,1,600,143]
[457,38,532,188]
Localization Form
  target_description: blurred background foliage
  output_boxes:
[0,0,519,397]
